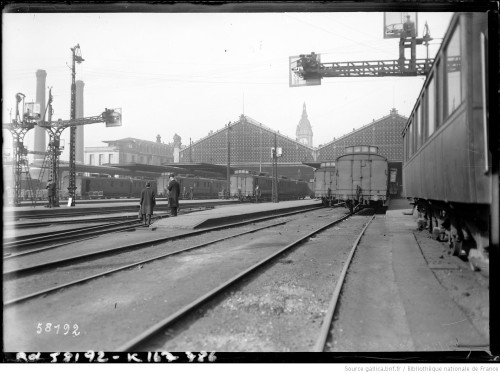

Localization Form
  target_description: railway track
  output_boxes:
[116,210,375,352]
[4,206,374,352]
[3,205,325,300]
[3,207,211,253]
[4,213,148,229]
[3,199,238,221]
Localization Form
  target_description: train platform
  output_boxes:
[331,198,488,351]
[2,199,237,220]
[153,199,323,230]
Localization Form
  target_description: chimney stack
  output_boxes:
[173,134,181,163]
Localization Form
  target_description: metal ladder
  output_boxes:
[35,146,53,203]
[18,154,37,207]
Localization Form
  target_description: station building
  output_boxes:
[315,108,407,192]
[82,106,407,192]
[178,107,407,188]
[84,135,174,166]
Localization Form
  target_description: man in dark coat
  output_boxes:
[140,181,156,226]
[46,179,56,208]
[167,174,180,216]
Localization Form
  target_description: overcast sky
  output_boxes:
[3,7,455,160]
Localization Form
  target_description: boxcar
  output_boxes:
[334,145,388,212]
[402,12,494,265]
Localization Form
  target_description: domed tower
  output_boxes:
[296,102,313,147]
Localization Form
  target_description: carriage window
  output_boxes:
[408,120,414,157]
[446,23,462,116]
[369,146,377,153]
[436,59,444,125]
[354,146,361,153]
[427,75,436,138]
[345,146,353,153]
[361,146,369,152]
[416,104,422,150]
[404,130,409,161]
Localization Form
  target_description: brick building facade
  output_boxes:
[179,108,407,183]
[85,108,407,188]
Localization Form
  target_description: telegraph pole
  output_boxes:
[42,89,64,207]
[68,44,84,206]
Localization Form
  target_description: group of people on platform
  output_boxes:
[140,173,180,227]
[44,174,182,227]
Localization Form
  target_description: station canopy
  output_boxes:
[302,162,323,169]
[44,162,232,179]
[53,162,184,178]
[162,162,234,179]
[108,163,181,175]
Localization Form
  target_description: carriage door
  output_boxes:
[352,157,363,198]
[360,158,372,197]
[85,179,91,194]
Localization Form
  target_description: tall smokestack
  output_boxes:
[76,80,84,163]
[34,69,47,161]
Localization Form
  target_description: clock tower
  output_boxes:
[296,102,313,147]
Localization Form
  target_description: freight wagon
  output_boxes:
[333,145,388,212]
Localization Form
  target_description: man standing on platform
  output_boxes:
[46,179,55,208]
[167,174,180,216]
[140,181,156,227]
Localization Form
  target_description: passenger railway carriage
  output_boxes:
[61,175,156,199]
[402,12,494,263]
[157,173,226,199]
[230,170,311,201]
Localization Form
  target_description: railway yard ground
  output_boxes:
[3,198,490,353]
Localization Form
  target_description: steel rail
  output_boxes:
[114,212,354,351]
[3,209,208,260]
[3,208,207,248]
[4,218,298,306]
[4,206,324,279]
[5,207,206,233]
[3,200,234,221]
[4,214,144,229]
[4,219,144,247]
[313,214,375,352]
[4,207,208,251]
